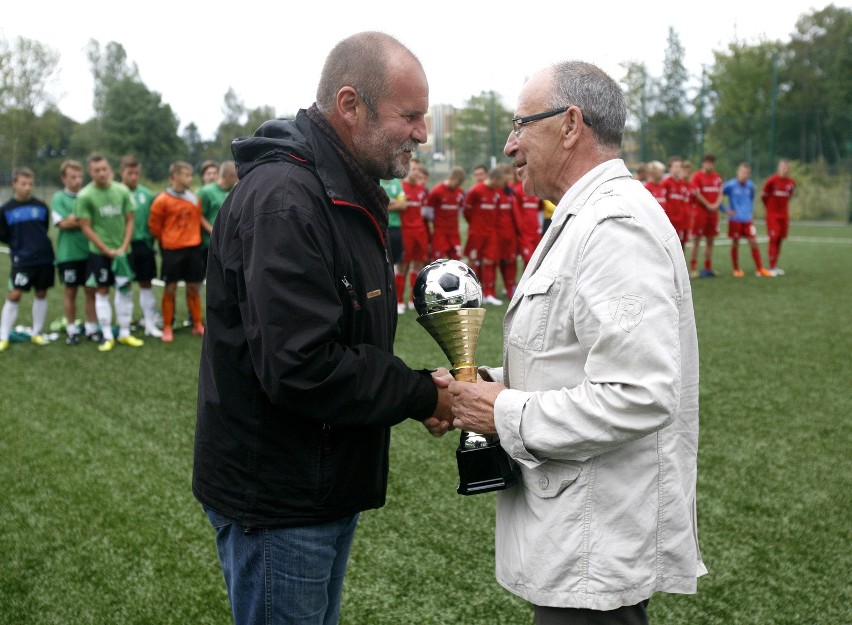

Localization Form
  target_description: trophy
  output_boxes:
[413,259,517,496]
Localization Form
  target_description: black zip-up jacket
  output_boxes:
[193,111,438,527]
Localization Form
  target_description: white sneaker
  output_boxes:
[145,325,163,338]
[483,295,504,306]
[772,267,785,276]
[397,303,406,315]
[407,301,415,310]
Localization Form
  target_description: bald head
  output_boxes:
[316,31,421,116]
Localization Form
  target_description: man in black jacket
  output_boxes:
[193,32,452,625]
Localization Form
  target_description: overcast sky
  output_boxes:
[3,0,845,140]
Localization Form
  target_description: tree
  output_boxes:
[86,40,139,120]
[620,60,652,162]
[452,91,512,173]
[649,28,694,160]
[706,39,781,175]
[0,36,60,171]
[204,89,277,162]
[100,77,183,179]
[783,4,852,166]
[182,122,207,166]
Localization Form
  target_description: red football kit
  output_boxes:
[463,182,499,263]
[512,181,541,264]
[400,180,430,264]
[690,170,722,238]
[463,182,500,297]
[661,176,690,244]
[427,182,464,260]
[496,187,519,261]
[644,180,667,207]
[762,174,796,269]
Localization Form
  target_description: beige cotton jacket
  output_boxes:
[482,159,707,611]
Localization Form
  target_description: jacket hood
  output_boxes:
[231,115,313,180]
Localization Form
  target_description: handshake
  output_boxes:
[421,367,505,439]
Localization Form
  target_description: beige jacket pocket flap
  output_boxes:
[523,273,556,297]
[521,460,582,498]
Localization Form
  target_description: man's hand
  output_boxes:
[422,368,455,437]
[448,379,505,435]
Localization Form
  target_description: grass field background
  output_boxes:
[1,222,850,624]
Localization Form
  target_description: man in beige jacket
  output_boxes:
[446,61,707,624]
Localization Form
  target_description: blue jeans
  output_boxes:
[204,506,359,625]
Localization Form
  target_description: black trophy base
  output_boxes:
[456,442,517,496]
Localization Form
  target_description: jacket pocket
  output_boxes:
[508,271,559,351]
[520,459,582,498]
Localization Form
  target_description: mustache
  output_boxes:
[397,140,420,155]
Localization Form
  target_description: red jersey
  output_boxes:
[497,187,518,234]
[644,180,667,207]
[661,176,689,228]
[512,182,541,239]
[761,175,796,215]
[463,182,499,235]
[426,182,464,233]
[400,180,428,232]
[691,170,723,209]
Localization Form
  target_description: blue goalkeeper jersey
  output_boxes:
[722,178,756,223]
[0,197,55,268]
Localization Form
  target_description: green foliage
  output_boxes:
[1,224,851,624]
[100,77,184,180]
[705,40,782,175]
[451,91,513,173]
[622,6,850,175]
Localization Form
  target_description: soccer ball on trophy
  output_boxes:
[413,259,482,315]
[413,259,517,496]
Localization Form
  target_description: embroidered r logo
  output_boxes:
[609,295,645,333]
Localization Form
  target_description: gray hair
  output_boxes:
[550,61,626,150]
[316,31,418,116]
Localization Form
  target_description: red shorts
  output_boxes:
[431,230,461,260]
[496,232,518,261]
[464,232,497,263]
[728,221,757,240]
[518,234,541,264]
[766,213,789,240]
[691,209,719,238]
[402,228,430,263]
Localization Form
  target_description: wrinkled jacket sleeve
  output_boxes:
[495,215,681,465]
[237,183,437,428]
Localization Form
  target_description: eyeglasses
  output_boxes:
[511,107,593,138]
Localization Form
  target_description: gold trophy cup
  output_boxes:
[414,259,517,495]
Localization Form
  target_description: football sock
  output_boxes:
[0,300,19,341]
[187,289,202,326]
[408,272,417,302]
[731,246,739,270]
[162,292,176,329]
[395,272,405,303]
[690,255,698,271]
[31,297,47,335]
[500,260,517,297]
[95,293,114,341]
[66,323,79,337]
[769,238,781,268]
[139,287,157,329]
[481,263,496,297]
[751,246,764,270]
[115,290,133,338]
[84,321,99,336]
[704,257,713,270]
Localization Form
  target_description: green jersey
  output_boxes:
[124,183,156,247]
[197,182,232,248]
[75,182,134,253]
[380,179,404,228]
[50,189,89,263]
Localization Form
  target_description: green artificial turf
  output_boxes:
[0,222,849,624]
